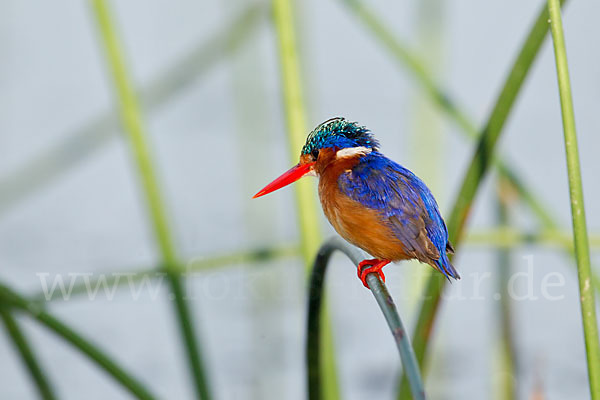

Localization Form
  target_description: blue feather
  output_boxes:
[302,117,379,156]
[338,152,459,280]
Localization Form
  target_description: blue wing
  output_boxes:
[338,152,459,280]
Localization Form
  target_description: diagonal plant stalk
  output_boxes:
[0,283,156,400]
[271,0,340,399]
[547,0,600,396]
[0,3,264,217]
[0,309,57,400]
[343,0,476,136]
[398,1,569,398]
[306,237,425,400]
[89,1,211,399]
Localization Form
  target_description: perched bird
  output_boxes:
[254,117,459,288]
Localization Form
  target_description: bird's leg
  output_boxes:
[357,259,391,288]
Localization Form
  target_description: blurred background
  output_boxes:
[1,0,599,399]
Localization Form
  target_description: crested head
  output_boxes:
[301,117,379,159]
[253,118,378,198]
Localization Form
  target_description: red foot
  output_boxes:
[357,259,391,289]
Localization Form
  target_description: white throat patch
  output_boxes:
[335,146,372,159]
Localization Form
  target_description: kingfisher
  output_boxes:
[254,117,459,288]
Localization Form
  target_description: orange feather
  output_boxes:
[315,149,410,261]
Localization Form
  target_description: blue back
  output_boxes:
[338,152,458,279]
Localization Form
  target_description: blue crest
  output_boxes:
[301,117,380,156]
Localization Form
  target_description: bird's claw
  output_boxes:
[357,259,390,289]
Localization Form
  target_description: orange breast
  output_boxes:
[317,158,409,261]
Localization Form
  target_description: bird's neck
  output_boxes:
[316,150,369,231]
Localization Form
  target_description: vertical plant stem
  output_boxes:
[229,2,288,396]
[0,309,57,400]
[0,284,156,400]
[271,0,322,263]
[495,180,516,400]
[89,1,211,399]
[411,0,445,189]
[546,1,600,397]
[406,0,446,305]
[398,2,568,398]
[271,1,339,399]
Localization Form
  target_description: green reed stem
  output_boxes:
[495,181,516,400]
[0,309,57,400]
[271,0,322,264]
[0,284,156,400]
[398,2,568,398]
[90,1,211,398]
[271,1,339,399]
[0,4,264,217]
[307,238,425,400]
[547,1,600,396]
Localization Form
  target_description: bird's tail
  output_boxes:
[435,252,460,281]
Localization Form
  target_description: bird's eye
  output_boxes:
[311,149,319,160]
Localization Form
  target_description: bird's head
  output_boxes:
[253,117,378,198]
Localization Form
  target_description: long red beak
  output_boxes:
[253,162,316,198]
